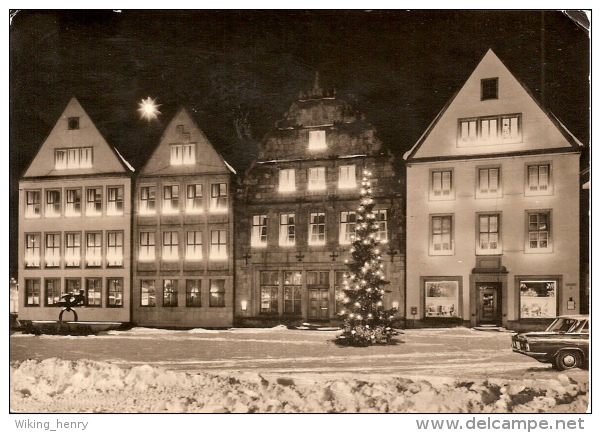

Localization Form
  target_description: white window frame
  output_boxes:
[279,169,296,192]
[309,212,326,246]
[526,210,552,253]
[430,169,454,200]
[458,114,521,146]
[476,213,501,255]
[339,211,356,245]
[338,165,356,190]
[308,130,327,150]
[526,163,553,196]
[251,215,268,248]
[308,167,326,191]
[476,167,501,198]
[279,213,296,246]
[430,214,454,255]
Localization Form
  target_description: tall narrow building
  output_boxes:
[132,108,236,327]
[235,79,404,326]
[18,97,134,323]
[404,50,583,330]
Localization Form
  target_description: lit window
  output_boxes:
[25,234,41,268]
[45,190,61,218]
[431,215,453,254]
[339,211,356,245]
[308,130,326,150]
[309,212,326,245]
[284,271,302,315]
[186,280,202,307]
[170,144,195,165]
[186,231,202,260]
[107,231,124,267]
[478,214,500,253]
[86,278,102,307]
[481,78,498,100]
[162,231,179,261]
[163,279,178,307]
[45,279,61,307]
[210,230,227,260]
[107,186,124,216]
[140,280,156,307]
[85,232,102,267]
[260,272,279,314]
[375,210,388,242]
[251,215,267,247]
[55,147,92,169]
[139,232,155,261]
[45,233,61,268]
[186,184,203,213]
[520,280,556,319]
[338,165,356,189]
[431,170,453,199]
[425,281,459,318]
[459,114,520,145]
[279,169,296,192]
[528,164,551,193]
[25,190,41,218]
[528,211,550,250]
[308,167,326,191]
[65,189,82,217]
[65,232,81,267]
[86,187,102,216]
[163,185,179,214]
[209,279,226,307]
[107,278,123,308]
[139,186,156,215]
[279,213,295,246]
[478,168,500,196]
[25,279,40,307]
[210,183,228,213]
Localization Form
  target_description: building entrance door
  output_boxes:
[307,271,330,320]
[477,283,501,325]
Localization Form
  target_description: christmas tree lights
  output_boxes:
[336,169,398,346]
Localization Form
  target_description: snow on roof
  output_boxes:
[548,110,585,147]
[113,146,135,172]
[258,154,367,164]
[222,157,237,174]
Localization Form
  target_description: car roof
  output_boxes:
[557,314,589,320]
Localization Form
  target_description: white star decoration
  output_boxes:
[138,96,161,121]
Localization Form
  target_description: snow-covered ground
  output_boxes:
[10,326,589,413]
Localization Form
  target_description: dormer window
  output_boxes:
[481,78,498,100]
[68,117,80,130]
[308,130,327,150]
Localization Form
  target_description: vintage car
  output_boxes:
[512,315,589,371]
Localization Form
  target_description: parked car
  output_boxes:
[512,314,589,371]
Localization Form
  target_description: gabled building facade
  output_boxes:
[235,80,405,326]
[18,97,133,323]
[132,108,235,327]
[404,50,583,330]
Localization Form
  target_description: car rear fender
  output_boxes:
[552,347,587,359]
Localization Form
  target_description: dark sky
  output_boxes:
[9,10,590,276]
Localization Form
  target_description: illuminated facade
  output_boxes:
[404,50,583,330]
[132,107,235,327]
[235,81,405,326]
[18,97,133,323]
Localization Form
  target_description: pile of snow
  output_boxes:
[10,358,588,413]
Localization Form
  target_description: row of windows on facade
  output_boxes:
[24,186,124,219]
[138,230,227,261]
[257,270,347,316]
[24,277,123,308]
[24,232,124,269]
[276,165,358,192]
[250,210,388,247]
[431,164,551,199]
[458,113,521,146]
[138,183,227,215]
[429,211,551,254]
[423,279,558,320]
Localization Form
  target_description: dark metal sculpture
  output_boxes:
[57,290,86,323]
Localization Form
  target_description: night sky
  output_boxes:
[9,10,590,276]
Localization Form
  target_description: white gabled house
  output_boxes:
[404,49,583,330]
[18,97,134,323]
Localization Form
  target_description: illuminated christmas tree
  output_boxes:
[336,169,397,346]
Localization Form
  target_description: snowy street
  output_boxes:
[10,326,589,413]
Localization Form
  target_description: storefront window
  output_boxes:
[425,281,458,318]
[519,280,556,319]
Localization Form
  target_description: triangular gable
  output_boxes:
[140,107,233,176]
[23,97,130,177]
[405,49,581,161]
